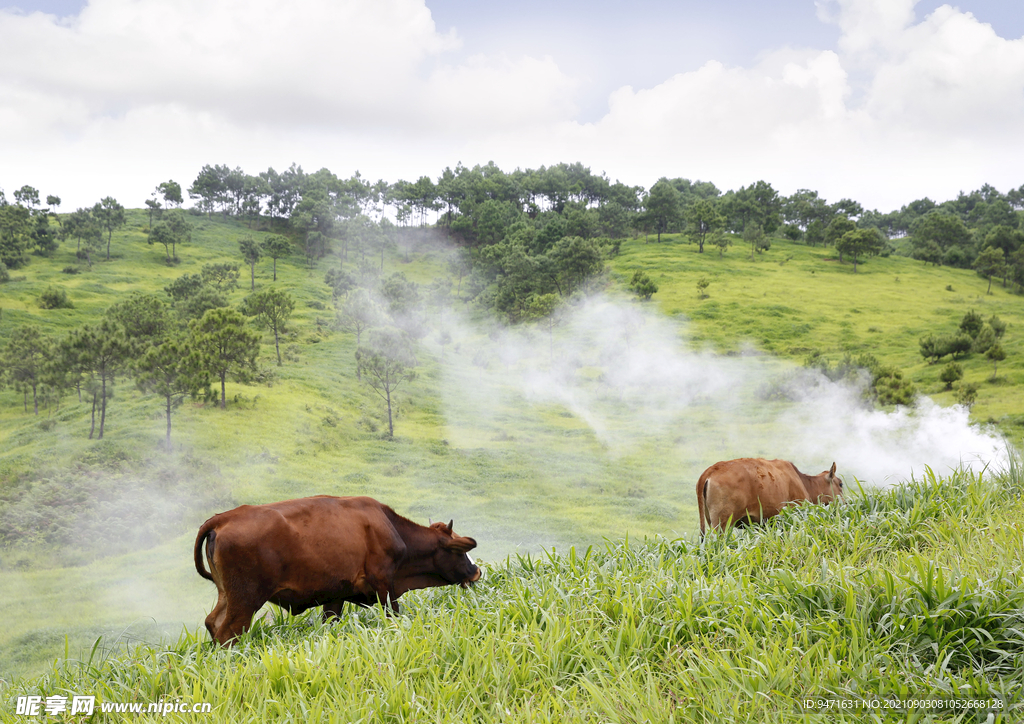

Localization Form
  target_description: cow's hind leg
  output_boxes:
[205,591,229,641]
[210,582,268,645]
[704,481,725,532]
[322,601,345,622]
[211,599,263,646]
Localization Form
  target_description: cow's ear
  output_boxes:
[829,462,837,479]
[442,535,477,553]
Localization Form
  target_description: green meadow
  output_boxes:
[611,232,1024,429]
[3,467,1023,722]
[1,214,1022,721]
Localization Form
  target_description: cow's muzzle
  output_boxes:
[461,566,482,587]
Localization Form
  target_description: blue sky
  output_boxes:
[431,0,1021,119]
[1,0,1022,210]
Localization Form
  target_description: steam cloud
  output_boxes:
[437,295,1006,487]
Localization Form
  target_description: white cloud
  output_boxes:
[472,0,1024,208]
[0,0,454,127]
[863,5,1024,133]
[0,0,1022,210]
[0,0,578,136]
[460,49,868,198]
[0,0,581,205]
[421,54,577,132]
[598,49,851,147]
[820,0,917,59]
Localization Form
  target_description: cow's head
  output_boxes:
[811,462,844,503]
[430,520,481,587]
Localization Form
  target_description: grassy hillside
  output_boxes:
[2,466,1022,722]
[0,214,689,676]
[610,232,1024,431]
[0,214,1020,685]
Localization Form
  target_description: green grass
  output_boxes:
[0,215,700,676]
[2,467,1023,722]
[611,233,1024,431]
[1,214,1021,691]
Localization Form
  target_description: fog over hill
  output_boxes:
[439,294,1006,487]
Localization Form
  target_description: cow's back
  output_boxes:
[210,496,404,594]
[698,458,810,532]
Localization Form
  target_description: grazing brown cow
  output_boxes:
[194,495,481,645]
[697,458,843,535]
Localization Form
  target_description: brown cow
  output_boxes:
[697,458,843,535]
[193,495,481,645]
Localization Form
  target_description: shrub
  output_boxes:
[782,224,803,241]
[942,245,968,268]
[597,237,622,257]
[61,266,80,275]
[0,261,8,283]
[939,362,963,390]
[164,272,203,303]
[872,365,916,406]
[948,332,974,358]
[913,240,942,265]
[922,333,973,362]
[987,343,1006,379]
[324,268,355,300]
[39,286,73,309]
[804,352,915,407]
[960,309,984,338]
[853,353,916,406]
[628,270,658,300]
[955,381,979,408]
[973,324,996,354]
[179,286,227,320]
[919,334,952,363]
[988,314,1007,339]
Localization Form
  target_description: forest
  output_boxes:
[2,160,1021,429]
[4,160,1024,309]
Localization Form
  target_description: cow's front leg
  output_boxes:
[323,594,375,621]
[370,582,400,615]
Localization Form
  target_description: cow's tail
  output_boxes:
[697,474,709,538]
[194,519,217,582]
